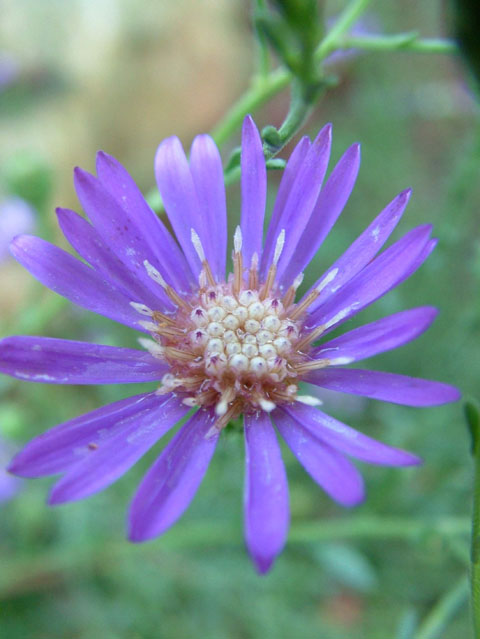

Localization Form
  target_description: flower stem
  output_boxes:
[413,575,469,639]
[472,438,480,635]
[342,34,457,55]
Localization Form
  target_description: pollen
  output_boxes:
[134,227,325,431]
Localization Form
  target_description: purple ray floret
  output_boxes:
[0,116,460,574]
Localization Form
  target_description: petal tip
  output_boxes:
[252,554,275,575]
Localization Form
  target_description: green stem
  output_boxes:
[315,0,373,60]
[147,0,457,208]
[471,436,480,636]
[342,34,457,55]
[210,68,290,147]
[414,575,469,639]
[253,0,271,78]
[289,516,469,542]
[211,0,373,148]
[0,516,470,595]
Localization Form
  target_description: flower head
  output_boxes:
[0,116,459,573]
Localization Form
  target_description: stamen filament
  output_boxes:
[295,324,325,351]
[233,227,244,297]
[248,253,259,290]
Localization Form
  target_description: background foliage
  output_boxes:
[0,1,479,637]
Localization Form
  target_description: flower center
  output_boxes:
[132,227,330,431]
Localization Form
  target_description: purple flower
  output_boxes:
[0,117,459,573]
[0,197,36,262]
[0,436,22,503]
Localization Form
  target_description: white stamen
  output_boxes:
[239,290,257,306]
[248,301,265,320]
[273,229,286,265]
[262,315,281,332]
[144,260,167,288]
[206,338,223,353]
[259,344,277,359]
[272,337,290,353]
[250,356,267,374]
[259,398,276,412]
[250,252,259,269]
[244,319,260,334]
[229,353,249,372]
[191,228,206,261]
[130,302,153,316]
[234,226,242,253]
[182,397,198,407]
[207,322,225,337]
[293,272,304,289]
[137,337,165,357]
[223,314,240,330]
[138,320,160,332]
[328,356,355,366]
[295,395,323,406]
[208,306,226,322]
[323,304,357,330]
[316,267,339,294]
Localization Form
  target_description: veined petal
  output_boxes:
[96,151,194,291]
[306,368,461,406]
[244,412,289,574]
[307,224,432,333]
[128,409,219,542]
[312,307,438,362]
[240,115,267,267]
[9,392,159,477]
[154,136,204,276]
[260,136,311,276]
[74,169,181,303]
[274,410,364,506]
[49,394,188,503]
[57,208,172,311]
[10,235,146,331]
[306,189,412,313]
[280,403,421,466]
[0,336,167,384]
[278,142,360,287]
[190,135,227,279]
[272,125,333,277]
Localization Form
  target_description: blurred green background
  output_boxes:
[0,1,479,637]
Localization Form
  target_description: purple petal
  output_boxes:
[9,392,158,477]
[306,368,461,406]
[0,336,167,384]
[10,235,146,331]
[273,410,364,506]
[74,169,178,305]
[307,224,432,333]
[0,197,36,262]
[96,151,193,291]
[49,394,188,503]
[57,208,172,311]
[278,143,360,288]
[273,125,333,279]
[244,412,289,574]
[128,409,219,541]
[312,306,438,363]
[307,189,412,314]
[240,116,267,267]
[280,403,421,466]
[260,136,311,277]
[154,136,204,276]
[190,135,227,279]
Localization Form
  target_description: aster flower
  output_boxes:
[0,436,22,503]
[0,116,459,573]
[0,197,35,262]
